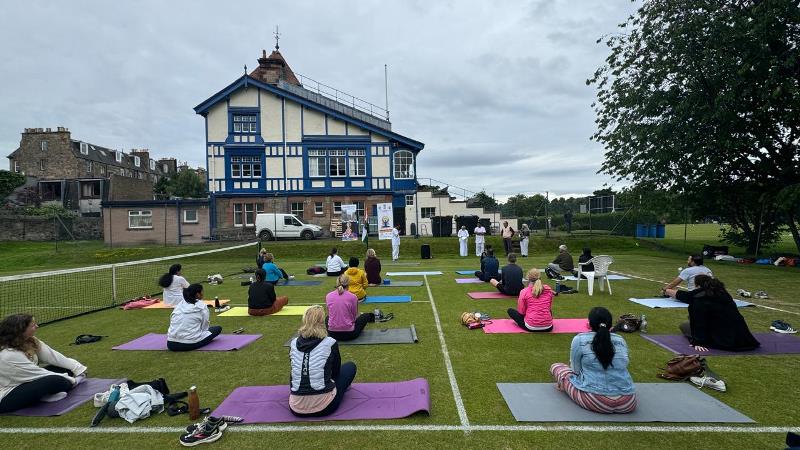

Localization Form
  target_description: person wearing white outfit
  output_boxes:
[457,226,469,257]
[519,224,531,257]
[391,225,401,261]
[474,225,486,257]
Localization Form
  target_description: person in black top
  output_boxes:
[665,275,760,352]
[578,247,594,277]
[248,269,289,316]
[491,253,524,296]
[475,248,500,282]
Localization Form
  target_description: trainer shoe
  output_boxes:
[736,289,752,298]
[215,305,231,314]
[185,416,228,434]
[755,291,769,299]
[770,320,797,334]
[689,375,727,392]
[288,275,296,280]
[180,421,223,447]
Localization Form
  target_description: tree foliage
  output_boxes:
[589,0,800,253]
[153,170,206,199]
[0,170,25,200]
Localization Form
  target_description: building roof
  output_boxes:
[69,141,166,176]
[249,49,301,86]
[102,198,209,207]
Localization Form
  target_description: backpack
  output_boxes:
[71,334,106,345]
[307,266,326,275]
[657,355,705,381]
[611,314,641,333]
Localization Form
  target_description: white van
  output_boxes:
[255,213,323,241]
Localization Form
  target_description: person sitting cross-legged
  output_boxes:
[248,268,289,316]
[546,244,574,280]
[167,284,222,352]
[475,248,500,282]
[344,257,369,301]
[507,268,554,332]
[491,253,525,296]
[325,275,375,341]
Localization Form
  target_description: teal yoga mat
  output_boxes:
[364,295,412,304]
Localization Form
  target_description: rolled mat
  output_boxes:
[456,278,484,284]
[483,318,589,334]
[641,333,800,356]
[112,333,261,351]
[217,305,313,317]
[142,299,229,309]
[497,383,753,422]
[211,378,430,423]
[468,292,515,299]
[364,295,412,304]
[629,297,754,309]
[4,378,126,416]
[455,270,477,275]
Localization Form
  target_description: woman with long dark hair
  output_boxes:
[0,314,87,413]
[248,268,289,316]
[326,248,346,277]
[550,307,636,413]
[166,284,222,351]
[158,264,190,306]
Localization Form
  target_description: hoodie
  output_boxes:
[289,336,340,396]
[345,267,368,300]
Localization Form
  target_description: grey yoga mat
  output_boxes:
[497,383,754,423]
[375,281,424,287]
[284,325,418,346]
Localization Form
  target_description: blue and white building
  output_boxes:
[194,47,424,235]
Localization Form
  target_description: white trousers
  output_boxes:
[520,237,529,256]
[459,240,468,257]
[475,241,484,257]
[392,243,400,260]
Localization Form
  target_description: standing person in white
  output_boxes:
[159,264,190,306]
[391,225,401,261]
[474,224,486,257]
[457,226,469,257]
[519,224,531,257]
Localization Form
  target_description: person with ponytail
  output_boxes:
[0,314,87,413]
[158,264,190,306]
[166,284,222,351]
[665,275,760,352]
[326,247,346,277]
[248,268,289,316]
[506,268,554,332]
[325,274,375,341]
[550,307,636,414]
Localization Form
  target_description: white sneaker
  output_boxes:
[288,275,295,280]
[689,376,726,392]
[41,392,68,402]
[74,374,87,385]
[215,305,231,314]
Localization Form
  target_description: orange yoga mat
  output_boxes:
[142,299,230,309]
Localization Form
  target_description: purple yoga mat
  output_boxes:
[211,378,430,423]
[456,278,483,284]
[641,333,800,356]
[7,378,125,416]
[468,291,515,299]
[112,333,261,351]
[483,318,590,334]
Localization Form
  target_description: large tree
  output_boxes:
[153,170,206,199]
[589,0,800,252]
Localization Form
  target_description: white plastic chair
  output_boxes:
[576,255,614,296]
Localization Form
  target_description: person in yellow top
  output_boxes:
[344,257,368,301]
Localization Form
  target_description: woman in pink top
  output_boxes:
[507,268,554,332]
[325,275,375,341]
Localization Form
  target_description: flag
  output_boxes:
[362,218,368,246]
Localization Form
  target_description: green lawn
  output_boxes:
[1,237,798,449]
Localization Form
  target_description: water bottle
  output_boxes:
[188,386,200,420]
[640,314,648,334]
[555,280,560,296]
[214,296,220,308]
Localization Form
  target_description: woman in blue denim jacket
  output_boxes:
[550,307,636,413]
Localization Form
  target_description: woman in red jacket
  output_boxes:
[507,268,554,332]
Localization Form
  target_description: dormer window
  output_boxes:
[233,114,257,133]
[80,142,89,155]
[115,151,123,163]
[149,159,155,170]
[134,156,141,167]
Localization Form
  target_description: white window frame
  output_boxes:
[355,201,365,220]
[86,160,93,173]
[39,159,45,171]
[329,150,346,177]
[80,181,101,199]
[314,202,324,215]
[14,160,20,173]
[149,159,155,170]
[128,210,153,229]
[134,156,141,167]
[333,201,342,214]
[348,149,366,177]
[393,150,414,179]
[405,194,414,206]
[234,203,262,227]
[291,202,304,218]
[233,204,243,227]
[115,151,123,163]
[230,156,261,179]
[41,141,48,151]
[183,209,199,224]
[162,163,169,172]
[80,142,89,155]
[308,150,326,177]
[421,207,436,218]
[233,114,257,133]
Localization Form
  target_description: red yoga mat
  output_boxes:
[482,318,590,334]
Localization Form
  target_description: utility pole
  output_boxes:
[545,191,550,239]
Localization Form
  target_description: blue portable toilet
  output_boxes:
[636,224,648,238]
[648,224,657,238]
[656,223,666,238]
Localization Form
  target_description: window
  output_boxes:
[284,216,302,226]
[134,156,141,167]
[230,156,261,179]
[149,159,155,170]
[183,209,198,223]
[41,141,48,151]
[80,142,89,155]
[308,150,326,177]
[333,202,342,214]
[39,159,45,171]
[329,150,346,177]
[234,203,263,227]
[115,151,123,163]
[393,150,414,179]
[86,160,93,173]
[421,207,436,218]
[405,195,414,206]
[99,165,106,175]
[80,181,101,198]
[349,149,366,177]
[128,210,153,229]
[314,202,323,215]
[233,114,257,133]
[162,163,169,172]
[291,202,304,218]
[355,201,365,220]
[13,160,19,173]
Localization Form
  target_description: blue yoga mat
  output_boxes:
[364,295,412,304]
[629,297,754,309]
[456,270,476,275]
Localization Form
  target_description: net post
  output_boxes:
[112,265,117,305]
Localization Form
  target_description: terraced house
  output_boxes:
[194,46,425,236]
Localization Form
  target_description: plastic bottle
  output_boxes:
[188,386,200,420]
[640,314,648,334]
[214,297,220,308]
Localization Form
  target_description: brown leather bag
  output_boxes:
[658,355,705,380]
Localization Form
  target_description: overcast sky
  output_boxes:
[0,0,638,201]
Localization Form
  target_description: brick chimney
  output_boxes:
[249,49,301,86]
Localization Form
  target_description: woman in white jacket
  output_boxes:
[0,314,87,413]
[326,247,346,277]
[158,264,190,306]
[167,284,222,351]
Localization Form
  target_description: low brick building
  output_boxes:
[102,199,210,246]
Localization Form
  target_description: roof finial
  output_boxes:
[274,25,281,50]
[244,64,247,75]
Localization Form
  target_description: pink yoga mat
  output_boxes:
[483,319,590,334]
[211,378,430,423]
[6,378,125,416]
[468,291,515,299]
[112,333,261,351]
[456,278,484,284]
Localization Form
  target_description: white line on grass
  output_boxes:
[424,274,470,428]
[1,425,797,434]
[612,271,800,316]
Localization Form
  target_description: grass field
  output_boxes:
[1,236,799,449]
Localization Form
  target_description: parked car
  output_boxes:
[255,213,322,241]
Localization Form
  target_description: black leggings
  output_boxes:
[327,313,375,341]
[507,308,553,332]
[291,362,357,417]
[327,270,344,277]
[0,367,74,413]
[167,326,222,351]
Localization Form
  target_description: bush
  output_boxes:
[519,211,661,236]
[21,204,77,218]
[0,170,25,200]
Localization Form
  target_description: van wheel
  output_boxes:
[301,230,315,240]
[259,230,274,241]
